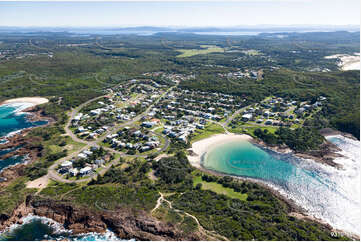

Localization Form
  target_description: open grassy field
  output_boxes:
[190,123,225,143]
[176,45,224,58]
[193,176,247,201]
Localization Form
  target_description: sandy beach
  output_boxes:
[1,97,49,106]
[187,133,253,168]
[325,53,360,71]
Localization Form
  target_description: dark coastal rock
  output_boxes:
[1,195,205,241]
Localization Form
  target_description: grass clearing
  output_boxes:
[193,176,247,201]
[190,123,225,143]
[176,45,224,58]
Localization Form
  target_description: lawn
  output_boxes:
[65,137,86,152]
[193,176,247,201]
[176,45,224,58]
[190,123,225,143]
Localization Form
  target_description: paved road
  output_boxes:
[64,95,107,144]
[222,104,253,128]
[47,85,176,183]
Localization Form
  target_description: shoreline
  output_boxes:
[324,53,360,71]
[186,132,359,240]
[187,133,253,169]
[0,97,49,107]
[192,162,359,240]
[0,99,53,180]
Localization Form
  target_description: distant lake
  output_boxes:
[202,137,360,235]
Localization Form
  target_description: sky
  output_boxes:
[0,0,360,27]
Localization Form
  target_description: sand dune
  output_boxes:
[325,53,360,71]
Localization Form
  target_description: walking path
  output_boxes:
[151,192,228,241]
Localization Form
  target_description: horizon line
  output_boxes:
[0,24,359,28]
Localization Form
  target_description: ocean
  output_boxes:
[0,103,47,172]
[0,215,125,241]
[0,103,124,240]
[202,136,360,236]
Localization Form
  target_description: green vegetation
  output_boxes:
[176,45,224,58]
[67,184,158,211]
[0,178,35,215]
[0,31,358,240]
[40,180,79,199]
[253,127,325,152]
[193,176,247,200]
[190,123,225,143]
[170,189,348,240]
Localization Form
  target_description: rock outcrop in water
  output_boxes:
[0,195,206,240]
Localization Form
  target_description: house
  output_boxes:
[140,146,151,152]
[196,124,205,129]
[178,135,187,143]
[59,161,72,174]
[241,113,253,122]
[73,113,83,121]
[126,143,134,149]
[83,150,93,156]
[141,121,157,128]
[79,167,92,176]
[77,153,88,159]
[90,109,101,116]
[303,104,312,110]
[145,141,160,148]
[69,168,79,177]
[77,126,87,133]
[295,108,306,114]
[95,159,105,166]
[61,161,72,169]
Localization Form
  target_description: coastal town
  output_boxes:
[0,18,359,241]
[0,73,330,184]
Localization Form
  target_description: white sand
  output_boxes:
[325,53,360,71]
[187,133,253,168]
[2,97,49,106]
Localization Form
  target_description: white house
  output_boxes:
[242,113,253,121]
[79,167,92,176]
[69,168,79,177]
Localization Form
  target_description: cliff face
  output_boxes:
[0,195,205,241]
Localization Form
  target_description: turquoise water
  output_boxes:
[0,145,24,172]
[203,138,360,235]
[0,103,47,172]
[0,104,47,137]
